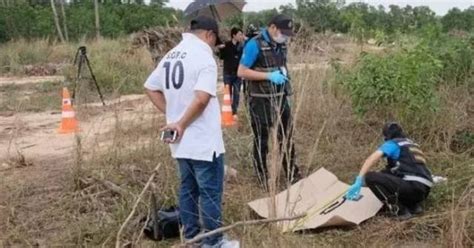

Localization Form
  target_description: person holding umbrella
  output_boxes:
[237,14,301,191]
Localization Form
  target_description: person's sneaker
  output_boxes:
[220,238,240,248]
[233,115,238,122]
[202,237,240,248]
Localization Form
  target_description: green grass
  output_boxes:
[0,38,154,96]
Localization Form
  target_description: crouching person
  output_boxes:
[346,122,433,220]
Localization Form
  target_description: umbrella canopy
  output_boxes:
[184,0,246,22]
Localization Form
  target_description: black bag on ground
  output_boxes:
[143,206,181,241]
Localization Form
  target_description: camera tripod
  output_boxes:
[72,46,105,106]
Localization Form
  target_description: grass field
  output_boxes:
[0,33,472,247]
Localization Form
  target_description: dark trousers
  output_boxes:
[223,74,242,115]
[177,154,224,246]
[365,170,430,211]
[248,95,300,189]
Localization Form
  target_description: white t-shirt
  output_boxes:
[144,33,225,162]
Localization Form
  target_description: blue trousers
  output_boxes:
[177,153,224,246]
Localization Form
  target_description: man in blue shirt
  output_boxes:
[237,14,301,191]
[346,122,433,220]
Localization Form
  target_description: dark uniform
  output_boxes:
[242,30,300,189]
[365,138,433,215]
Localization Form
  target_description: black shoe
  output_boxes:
[392,204,414,221]
[408,203,424,215]
[396,208,413,221]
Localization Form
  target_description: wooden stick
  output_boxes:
[115,163,161,248]
[100,179,127,196]
[184,214,306,245]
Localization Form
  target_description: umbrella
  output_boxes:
[184,0,246,22]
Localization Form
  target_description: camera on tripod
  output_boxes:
[72,46,105,106]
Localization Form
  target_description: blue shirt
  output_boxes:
[240,29,272,68]
[378,140,401,160]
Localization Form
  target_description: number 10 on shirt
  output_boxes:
[163,60,185,90]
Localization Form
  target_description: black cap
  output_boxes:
[382,122,405,140]
[190,16,223,45]
[269,14,295,37]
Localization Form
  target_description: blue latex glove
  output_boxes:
[267,71,288,85]
[346,176,363,201]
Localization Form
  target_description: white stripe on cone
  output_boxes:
[62,111,76,118]
[222,106,232,112]
[224,95,231,101]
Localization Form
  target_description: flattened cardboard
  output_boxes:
[248,168,383,232]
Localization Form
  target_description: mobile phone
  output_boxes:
[160,130,177,142]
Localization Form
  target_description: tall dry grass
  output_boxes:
[1,34,472,247]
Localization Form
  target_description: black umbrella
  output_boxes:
[184,0,246,22]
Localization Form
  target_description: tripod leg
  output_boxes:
[72,56,84,103]
[84,55,106,106]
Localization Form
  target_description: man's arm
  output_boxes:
[358,150,384,176]
[145,89,166,114]
[237,39,268,81]
[237,64,269,81]
[178,91,210,129]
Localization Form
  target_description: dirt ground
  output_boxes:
[0,73,229,245]
[0,76,159,243]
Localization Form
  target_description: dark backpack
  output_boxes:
[143,205,181,241]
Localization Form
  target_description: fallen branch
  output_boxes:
[184,214,306,245]
[115,163,161,248]
[100,179,127,196]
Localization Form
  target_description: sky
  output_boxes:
[156,0,473,15]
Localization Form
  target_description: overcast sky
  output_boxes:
[159,0,473,15]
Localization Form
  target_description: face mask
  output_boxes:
[273,33,289,44]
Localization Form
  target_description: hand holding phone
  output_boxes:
[160,130,177,143]
[160,122,184,144]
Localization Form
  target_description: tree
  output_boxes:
[279,3,296,17]
[94,0,100,39]
[150,0,167,6]
[50,0,65,42]
[60,0,68,41]
[296,0,344,33]
[442,7,474,32]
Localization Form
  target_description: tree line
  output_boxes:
[228,1,473,36]
[0,0,473,43]
[0,0,179,42]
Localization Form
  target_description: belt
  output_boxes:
[403,175,433,188]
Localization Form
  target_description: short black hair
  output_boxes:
[231,27,243,38]
[382,122,405,140]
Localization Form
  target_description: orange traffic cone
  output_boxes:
[221,85,235,127]
[58,87,79,134]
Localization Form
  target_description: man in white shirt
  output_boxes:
[144,16,237,247]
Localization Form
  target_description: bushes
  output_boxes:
[340,43,442,118]
[336,33,473,137]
